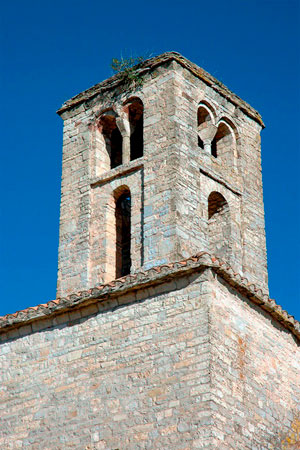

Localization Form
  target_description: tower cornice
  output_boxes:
[57,52,264,128]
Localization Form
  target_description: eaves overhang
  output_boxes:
[0,252,298,341]
[57,52,264,128]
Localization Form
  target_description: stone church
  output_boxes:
[0,53,299,449]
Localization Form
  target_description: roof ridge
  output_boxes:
[1,251,299,340]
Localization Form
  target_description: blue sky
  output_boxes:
[1,0,299,319]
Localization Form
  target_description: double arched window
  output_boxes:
[197,103,238,167]
[95,100,143,281]
[98,98,144,173]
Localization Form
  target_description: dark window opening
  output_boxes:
[208,192,228,220]
[100,115,123,169]
[128,100,143,161]
[211,137,217,157]
[110,127,123,168]
[115,191,131,278]
[198,135,204,149]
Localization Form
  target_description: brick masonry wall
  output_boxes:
[1,270,298,449]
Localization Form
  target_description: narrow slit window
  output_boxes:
[115,190,131,278]
[127,99,144,161]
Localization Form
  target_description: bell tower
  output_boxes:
[4,52,299,450]
[56,52,268,298]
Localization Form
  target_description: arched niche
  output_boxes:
[208,191,231,260]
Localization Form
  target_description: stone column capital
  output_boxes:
[116,114,130,137]
[116,115,131,164]
[198,124,217,142]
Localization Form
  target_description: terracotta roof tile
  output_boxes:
[0,251,298,340]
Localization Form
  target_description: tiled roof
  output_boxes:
[0,252,298,340]
[57,52,264,128]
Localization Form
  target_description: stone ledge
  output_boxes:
[90,159,143,188]
[199,167,242,196]
[57,52,264,128]
[0,252,298,341]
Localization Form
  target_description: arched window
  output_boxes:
[115,189,131,278]
[125,98,144,161]
[197,103,216,151]
[208,192,231,259]
[211,121,235,163]
[99,114,123,169]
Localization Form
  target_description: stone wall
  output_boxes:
[90,164,143,285]
[1,268,298,449]
[1,53,296,450]
[57,53,268,299]
[1,272,213,449]
[170,59,268,290]
[208,273,300,449]
[57,61,181,297]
